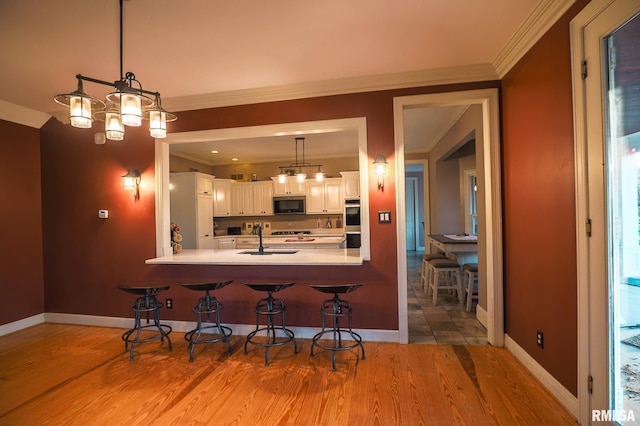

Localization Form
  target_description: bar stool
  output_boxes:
[309,284,365,371]
[117,285,172,361]
[179,281,233,362]
[242,282,298,366]
[420,253,447,292]
[463,263,479,312]
[427,258,463,305]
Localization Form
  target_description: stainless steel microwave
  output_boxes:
[273,196,306,215]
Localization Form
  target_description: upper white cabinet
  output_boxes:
[306,178,343,214]
[196,175,214,195]
[231,182,253,216]
[271,176,306,196]
[231,181,274,216]
[213,179,232,216]
[340,171,360,199]
[170,172,215,249]
[253,181,274,215]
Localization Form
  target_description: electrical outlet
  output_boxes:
[536,330,544,348]
[166,298,173,309]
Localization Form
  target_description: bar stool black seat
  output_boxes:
[242,282,298,366]
[117,285,172,361]
[179,281,233,362]
[309,284,365,370]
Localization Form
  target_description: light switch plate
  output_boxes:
[98,209,109,219]
[378,211,391,223]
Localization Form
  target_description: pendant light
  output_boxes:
[53,0,176,140]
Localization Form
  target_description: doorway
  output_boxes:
[393,88,503,346]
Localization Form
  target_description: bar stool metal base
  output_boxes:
[117,285,173,361]
[180,281,233,362]
[309,284,365,371]
[242,282,298,366]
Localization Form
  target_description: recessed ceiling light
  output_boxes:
[210,150,219,154]
[231,158,238,161]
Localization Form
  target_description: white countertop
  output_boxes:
[145,248,363,266]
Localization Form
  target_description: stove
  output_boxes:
[271,230,311,235]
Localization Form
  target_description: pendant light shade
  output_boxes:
[54,79,105,129]
[69,95,93,128]
[105,111,125,140]
[149,109,166,138]
[119,92,142,126]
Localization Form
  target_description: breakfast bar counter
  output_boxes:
[145,248,363,266]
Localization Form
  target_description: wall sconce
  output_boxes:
[122,169,141,200]
[373,154,388,191]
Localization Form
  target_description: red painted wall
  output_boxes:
[0,119,44,324]
[39,82,497,330]
[501,0,589,396]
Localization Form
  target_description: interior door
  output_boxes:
[576,0,640,422]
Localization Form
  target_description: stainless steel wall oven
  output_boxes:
[344,199,361,248]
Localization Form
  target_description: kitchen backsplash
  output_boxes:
[214,215,343,235]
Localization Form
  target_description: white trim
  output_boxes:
[163,65,498,113]
[0,314,46,337]
[476,304,488,329]
[394,88,504,347]
[493,0,578,77]
[505,334,579,420]
[43,313,398,342]
[156,117,371,261]
[0,100,51,129]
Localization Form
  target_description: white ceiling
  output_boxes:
[0,0,554,164]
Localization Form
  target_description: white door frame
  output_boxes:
[571,0,640,423]
[394,88,503,345]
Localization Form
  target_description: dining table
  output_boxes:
[427,234,478,267]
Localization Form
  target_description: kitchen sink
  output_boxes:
[238,250,299,255]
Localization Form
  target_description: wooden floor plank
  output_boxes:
[0,324,576,425]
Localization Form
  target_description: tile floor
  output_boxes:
[407,251,488,345]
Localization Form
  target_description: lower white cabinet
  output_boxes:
[216,237,237,249]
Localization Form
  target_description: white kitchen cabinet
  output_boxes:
[306,178,343,214]
[271,176,306,196]
[170,172,215,249]
[196,175,214,195]
[217,237,236,249]
[231,181,273,216]
[236,236,258,249]
[231,182,253,216]
[213,179,232,216]
[340,171,360,199]
[252,181,274,215]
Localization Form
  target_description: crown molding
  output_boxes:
[492,0,578,78]
[162,63,499,112]
[0,100,51,129]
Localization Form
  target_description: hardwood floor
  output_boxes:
[0,324,576,425]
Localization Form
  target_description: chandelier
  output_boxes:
[277,137,325,183]
[53,0,176,141]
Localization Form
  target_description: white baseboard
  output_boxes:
[476,304,488,328]
[504,334,578,419]
[43,312,399,342]
[0,314,46,337]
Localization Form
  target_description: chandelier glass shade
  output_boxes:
[53,0,176,141]
[277,137,324,182]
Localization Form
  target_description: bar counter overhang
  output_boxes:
[145,248,364,266]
